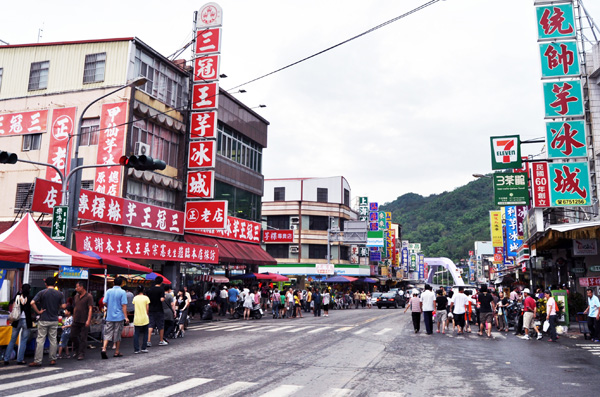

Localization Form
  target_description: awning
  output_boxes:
[79,251,152,274]
[197,274,229,283]
[535,221,600,250]
[184,234,236,263]
[184,234,276,265]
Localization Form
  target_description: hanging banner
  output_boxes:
[546,120,587,159]
[0,109,48,136]
[94,102,127,197]
[536,3,576,41]
[46,107,76,183]
[543,80,584,118]
[490,210,503,247]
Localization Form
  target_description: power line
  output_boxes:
[226,0,443,91]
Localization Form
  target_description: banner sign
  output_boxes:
[504,206,522,257]
[51,205,68,242]
[186,170,215,199]
[531,162,550,207]
[185,200,228,230]
[493,173,529,206]
[490,135,521,170]
[536,4,576,41]
[418,254,425,279]
[546,120,587,159]
[316,263,334,275]
[548,162,591,206]
[76,231,219,263]
[188,140,216,169]
[94,102,127,196]
[573,239,598,256]
[189,215,262,243]
[46,107,76,183]
[263,230,294,243]
[366,231,384,247]
[0,109,48,136]
[579,277,600,287]
[539,41,580,78]
[32,178,184,235]
[59,266,88,280]
[402,248,409,273]
[190,111,218,140]
[543,80,584,118]
[490,210,503,247]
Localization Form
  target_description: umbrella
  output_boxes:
[79,251,152,274]
[323,275,358,283]
[230,273,272,280]
[356,277,378,284]
[145,272,171,284]
[121,272,171,284]
[260,272,290,282]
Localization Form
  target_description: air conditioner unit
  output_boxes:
[291,224,298,231]
[134,142,150,156]
[289,245,299,254]
[290,216,299,224]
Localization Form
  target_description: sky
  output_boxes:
[2,0,600,205]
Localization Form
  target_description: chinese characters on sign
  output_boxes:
[493,173,530,206]
[46,107,76,183]
[188,140,216,168]
[51,206,68,242]
[504,206,522,257]
[186,170,215,199]
[184,200,228,230]
[549,162,591,206]
[543,80,584,118]
[94,102,127,196]
[546,120,587,159]
[539,41,580,78]
[190,111,217,139]
[531,162,551,208]
[191,216,261,243]
[0,110,48,136]
[263,230,294,243]
[536,4,576,41]
[490,210,503,247]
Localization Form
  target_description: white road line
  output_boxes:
[247,326,278,332]
[0,369,93,391]
[324,387,354,397]
[266,326,295,332]
[77,375,170,397]
[7,372,131,397]
[259,384,304,397]
[0,366,61,378]
[286,326,314,333]
[354,328,369,335]
[197,381,257,397]
[224,326,258,332]
[375,328,392,336]
[187,325,223,331]
[204,325,242,332]
[335,326,354,333]
[377,393,406,397]
[307,327,331,334]
[145,378,213,396]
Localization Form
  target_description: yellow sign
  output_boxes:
[490,210,503,247]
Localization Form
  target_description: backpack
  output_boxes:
[8,295,22,323]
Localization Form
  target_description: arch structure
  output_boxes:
[424,257,465,286]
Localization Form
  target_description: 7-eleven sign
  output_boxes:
[490,135,521,170]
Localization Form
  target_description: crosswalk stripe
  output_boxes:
[0,369,93,391]
[286,326,313,333]
[7,371,132,397]
[145,378,213,396]
[204,325,241,332]
[308,327,331,334]
[197,381,257,397]
[77,375,170,397]
[247,326,277,332]
[335,326,354,333]
[224,325,258,332]
[375,328,392,335]
[377,393,406,397]
[325,387,353,397]
[0,366,61,378]
[259,384,303,397]
[354,328,369,335]
[266,325,295,332]
[188,325,223,331]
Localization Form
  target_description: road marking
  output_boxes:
[308,327,331,334]
[0,366,61,378]
[188,325,223,331]
[204,325,242,331]
[286,326,313,333]
[378,393,406,397]
[145,378,213,396]
[354,328,369,335]
[0,369,93,391]
[225,325,258,332]
[77,375,170,397]
[335,326,354,333]
[325,387,353,397]
[7,372,131,397]
[375,328,392,335]
[197,381,257,397]
[266,325,295,332]
[259,384,304,397]
[247,326,278,332]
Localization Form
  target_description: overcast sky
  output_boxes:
[2,0,600,205]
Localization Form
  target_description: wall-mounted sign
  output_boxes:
[0,109,48,136]
[573,239,598,256]
[539,41,580,78]
[493,173,529,206]
[184,200,228,230]
[546,120,587,159]
[59,266,88,280]
[543,80,584,118]
[536,4,576,41]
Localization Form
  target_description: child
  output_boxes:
[58,306,73,358]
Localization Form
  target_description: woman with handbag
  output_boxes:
[4,284,32,365]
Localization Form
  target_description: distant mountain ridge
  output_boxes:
[381,177,495,262]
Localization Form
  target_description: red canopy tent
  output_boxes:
[0,242,30,264]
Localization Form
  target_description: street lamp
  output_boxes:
[472,173,492,179]
[65,77,147,249]
[251,104,266,110]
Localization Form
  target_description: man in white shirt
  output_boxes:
[584,288,600,342]
[420,284,436,335]
[545,290,559,342]
[451,287,468,334]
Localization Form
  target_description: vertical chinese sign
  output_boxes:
[94,102,127,196]
[185,2,223,231]
[504,206,522,257]
[46,107,77,183]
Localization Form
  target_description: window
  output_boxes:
[344,189,350,207]
[22,134,42,151]
[83,52,106,83]
[317,188,328,203]
[266,215,290,230]
[126,180,176,209]
[340,246,350,261]
[14,183,34,213]
[131,118,181,168]
[265,244,290,259]
[80,118,100,146]
[28,61,49,91]
[133,48,187,109]
[81,180,94,190]
[309,216,329,231]
[274,187,285,201]
[308,244,328,260]
[216,122,263,173]
[0,68,3,92]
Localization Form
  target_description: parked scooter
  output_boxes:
[232,301,263,319]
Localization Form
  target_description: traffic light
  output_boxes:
[0,151,18,164]
[119,155,166,171]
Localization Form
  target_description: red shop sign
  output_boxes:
[191,216,262,244]
[531,162,550,208]
[192,82,219,111]
[0,109,48,136]
[190,111,217,139]
[194,55,220,82]
[188,140,216,169]
[46,107,76,183]
[184,200,228,230]
[186,170,215,199]
[195,28,221,55]
[263,230,294,243]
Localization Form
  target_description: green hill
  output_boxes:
[381,177,495,262]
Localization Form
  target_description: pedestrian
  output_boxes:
[254,286,261,307]
[271,288,281,318]
[228,285,239,316]
[464,290,474,333]
[510,287,520,302]
[57,306,73,359]
[146,276,168,347]
[354,290,360,309]
[322,288,330,317]
[125,287,134,323]
[261,284,270,311]
[243,288,254,320]
[189,290,198,318]
[313,289,322,317]
[176,289,189,337]
[497,291,509,332]
[583,287,600,342]
[450,287,468,335]
[447,290,455,332]
[477,285,496,338]
[69,281,93,361]
[30,277,65,367]
[301,289,307,312]
[163,285,176,339]
[360,291,367,308]
[280,290,287,318]
[286,288,294,318]
[101,276,129,359]
[294,290,303,318]
[132,285,150,354]
[545,290,559,343]
[4,283,31,365]
[421,284,435,335]
[306,288,313,313]
[520,288,536,340]
[404,290,422,333]
[434,289,448,334]
[219,286,229,316]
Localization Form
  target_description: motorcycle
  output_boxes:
[232,301,263,320]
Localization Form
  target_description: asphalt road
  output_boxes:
[1,307,600,396]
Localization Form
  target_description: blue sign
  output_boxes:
[504,206,521,258]
[402,248,409,273]
[370,252,382,261]
[369,202,379,211]
[546,120,587,159]
[536,4,576,41]
[539,41,580,78]
[418,254,425,279]
[59,266,89,279]
[543,80,584,119]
